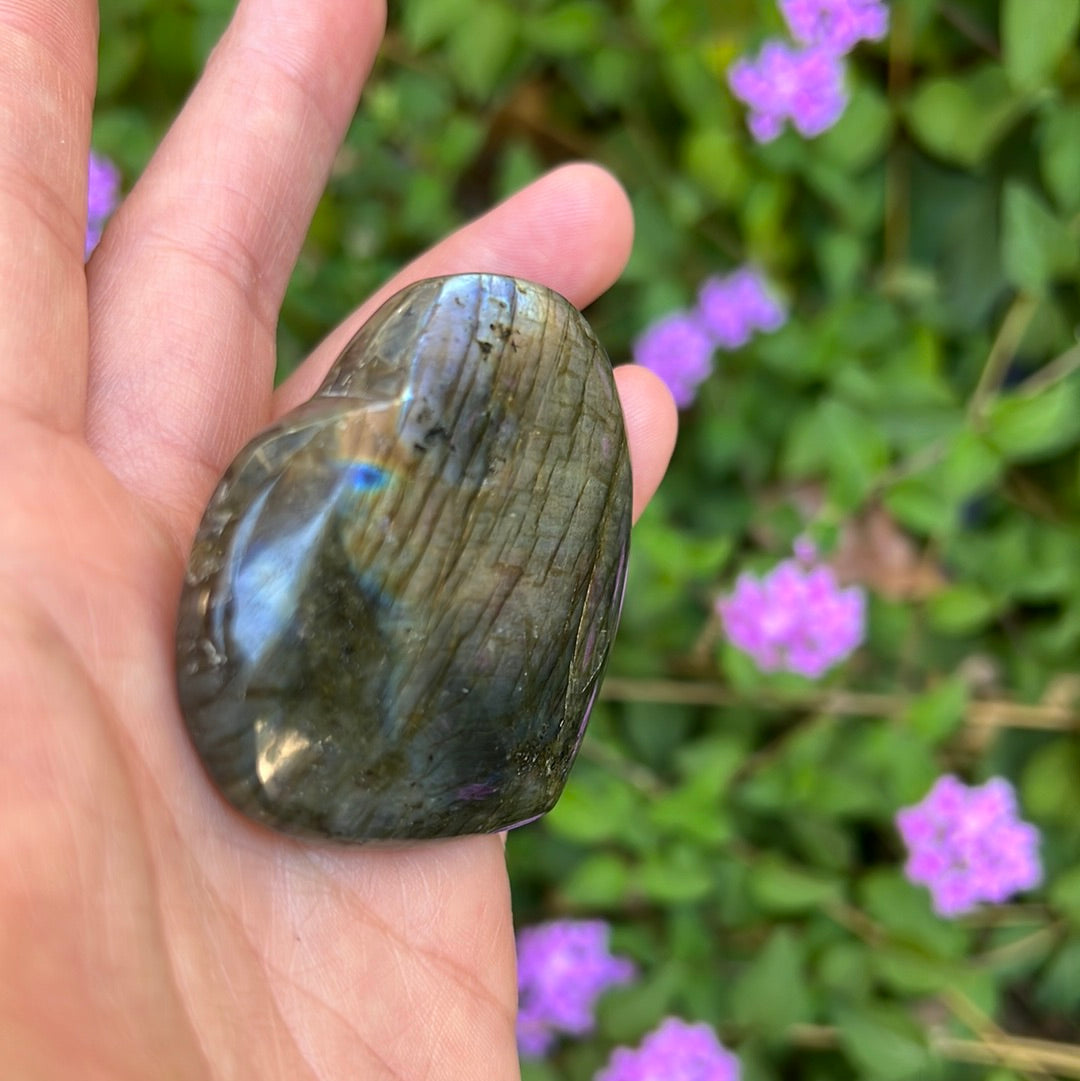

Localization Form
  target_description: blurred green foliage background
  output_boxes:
[95,1,1080,1078]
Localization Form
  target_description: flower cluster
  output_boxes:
[896,775,1042,917]
[729,0,889,142]
[633,266,785,408]
[780,0,889,52]
[728,43,847,143]
[596,1017,740,1081]
[86,150,120,260]
[516,919,635,1058]
[716,539,865,678]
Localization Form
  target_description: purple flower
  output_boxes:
[716,541,865,678]
[516,919,635,1058]
[697,268,786,349]
[633,311,714,409]
[779,0,889,53]
[596,1017,740,1081]
[896,775,1042,918]
[86,150,121,260]
[728,41,848,142]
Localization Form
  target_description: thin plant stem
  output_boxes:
[936,2,1001,57]
[599,677,1080,732]
[969,293,1040,423]
[943,988,1053,1081]
[788,1024,1080,1078]
[1015,342,1080,397]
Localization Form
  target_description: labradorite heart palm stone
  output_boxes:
[175,274,631,841]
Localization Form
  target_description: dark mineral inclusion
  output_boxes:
[175,274,632,841]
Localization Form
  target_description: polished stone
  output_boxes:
[175,274,631,841]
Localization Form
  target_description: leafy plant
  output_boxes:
[94,0,1080,1077]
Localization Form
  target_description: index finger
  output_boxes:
[0,3,97,432]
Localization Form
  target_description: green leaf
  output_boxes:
[561,853,632,908]
[91,109,158,173]
[985,376,1080,461]
[783,398,891,508]
[817,941,872,1000]
[674,735,746,791]
[1050,864,1080,926]
[1040,103,1080,213]
[1001,182,1080,292]
[1035,936,1080,1014]
[905,65,1026,167]
[939,427,1003,501]
[1002,0,1080,90]
[636,843,714,903]
[648,784,732,845]
[521,2,605,55]
[546,769,640,844]
[732,929,813,1034]
[926,583,999,634]
[682,126,750,207]
[884,475,956,537]
[836,1004,934,1081]
[903,677,969,744]
[401,0,463,50]
[596,965,682,1043]
[445,2,518,99]
[521,1058,560,1081]
[647,735,743,844]
[818,81,892,170]
[748,856,844,914]
[873,948,996,1003]
[815,230,867,297]
[96,31,145,97]
[1021,739,1080,822]
[859,871,970,959]
[884,423,1000,535]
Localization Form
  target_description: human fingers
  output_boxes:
[273,163,673,521]
[85,0,385,526]
[0,3,97,431]
[274,163,635,411]
[615,364,678,522]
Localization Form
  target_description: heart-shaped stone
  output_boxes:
[175,274,631,841]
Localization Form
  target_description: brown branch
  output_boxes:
[788,1024,1080,1078]
[599,677,1080,732]
[1015,342,1080,398]
[969,293,1040,424]
[943,988,1053,1081]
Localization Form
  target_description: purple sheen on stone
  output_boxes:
[632,311,714,408]
[779,0,889,53]
[728,41,848,143]
[86,150,121,260]
[896,775,1042,918]
[716,548,864,678]
[596,1017,740,1081]
[516,919,635,1058]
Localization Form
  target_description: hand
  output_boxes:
[0,3,676,1078]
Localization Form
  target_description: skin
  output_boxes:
[0,2,677,1079]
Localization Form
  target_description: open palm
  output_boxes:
[0,3,676,1079]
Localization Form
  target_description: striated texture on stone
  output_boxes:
[175,274,631,841]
